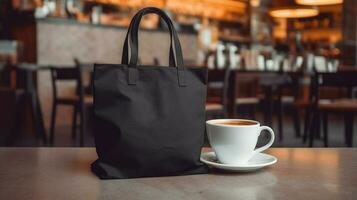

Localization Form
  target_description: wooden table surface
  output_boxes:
[1,148,356,200]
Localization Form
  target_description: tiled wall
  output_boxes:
[36,21,198,128]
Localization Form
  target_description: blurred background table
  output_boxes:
[16,63,48,143]
[0,147,356,200]
[0,63,48,145]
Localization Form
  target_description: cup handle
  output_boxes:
[254,126,275,154]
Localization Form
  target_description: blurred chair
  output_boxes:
[74,58,94,96]
[278,71,305,139]
[259,73,292,141]
[74,58,94,138]
[278,54,307,139]
[49,62,93,146]
[303,56,341,143]
[230,72,260,119]
[206,68,230,119]
[308,71,357,147]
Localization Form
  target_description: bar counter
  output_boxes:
[1,148,356,200]
[36,18,198,66]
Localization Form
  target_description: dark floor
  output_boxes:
[8,111,357,148]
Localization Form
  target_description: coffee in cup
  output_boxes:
[206,119,275,165]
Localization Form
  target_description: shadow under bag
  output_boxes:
[91,7,208,179]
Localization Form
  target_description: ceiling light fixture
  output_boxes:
[296,0,343,6]
[270,8,319,18]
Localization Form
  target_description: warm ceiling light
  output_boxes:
[250,0,260,7]
[296,0,343,6]
[270,8,319,18]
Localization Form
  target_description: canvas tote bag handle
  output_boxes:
[121,9,176,67]
[130,8,183,68]
[121,7,186,86]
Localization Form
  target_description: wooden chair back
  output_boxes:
[311,71,357,107]
[50,66,83,102]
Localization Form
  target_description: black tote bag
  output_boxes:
[91,7,208,179]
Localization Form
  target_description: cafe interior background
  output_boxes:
[0,0,356,148]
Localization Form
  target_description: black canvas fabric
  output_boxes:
[91,7,208,179]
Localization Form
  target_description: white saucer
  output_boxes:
[200,151,277,172]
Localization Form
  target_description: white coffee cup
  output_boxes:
[206,119,275,165]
